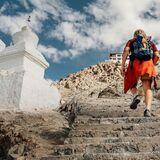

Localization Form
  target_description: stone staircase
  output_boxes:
[42,96,160,160]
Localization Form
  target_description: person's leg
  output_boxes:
[130,87,137,95]
[130,87,141,109]
[142,79,152,117]
[142,80,152,109]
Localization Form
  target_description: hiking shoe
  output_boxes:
[144,109,151,117]
[130,95,141,110]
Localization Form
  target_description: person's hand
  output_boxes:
[121,65,126,77]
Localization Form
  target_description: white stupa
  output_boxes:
[0,26,61,111]
[0,39,5,52]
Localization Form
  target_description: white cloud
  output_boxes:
[51,22,94,50]
[38,44,71,62]
[49,0,160,61]
[38,43,86,63]
[85,0,160,48]
[1,0,160,62]
[0,8,48,34]
[0,2,19,14]
[17,0,30,10]
[0,2,9,13]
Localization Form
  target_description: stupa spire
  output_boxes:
[27,15,31,27]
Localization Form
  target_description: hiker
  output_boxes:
[121,29,160,117]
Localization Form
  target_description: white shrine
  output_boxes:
[0,26,61,111]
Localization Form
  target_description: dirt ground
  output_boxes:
[0,110,69,160]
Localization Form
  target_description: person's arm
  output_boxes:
[153,51,160,65]
[152,42,160,65]
[121,46,130,76]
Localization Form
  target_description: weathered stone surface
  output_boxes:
[48,152,160,160]
[1,60,160,159]
[0,111,69,159]
[56,61,123,102]
[51,61,160,160]
[98,87,121,98]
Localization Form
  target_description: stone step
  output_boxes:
[41,151,160,160]
[78,100,159,110]
[64,136,160,144]
[69,128,160,137]
[78,108,154,118]
[78,98,159,105]
[79,103,131,110]
[79,104,141,110]
[51,141,160,156]
[72,122,160,131]
[75,116,160,125]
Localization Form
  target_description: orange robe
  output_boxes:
[124,58,158,94]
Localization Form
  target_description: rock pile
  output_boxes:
[56,61,123,99]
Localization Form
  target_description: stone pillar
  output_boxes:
[0,26,61,111]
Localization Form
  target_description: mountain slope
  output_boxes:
[56,61,123,101]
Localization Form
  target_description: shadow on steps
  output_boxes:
[40,127,70,145]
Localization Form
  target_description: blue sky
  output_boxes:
[0,0,160,80]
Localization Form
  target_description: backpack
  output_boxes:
[129,35,153,61]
